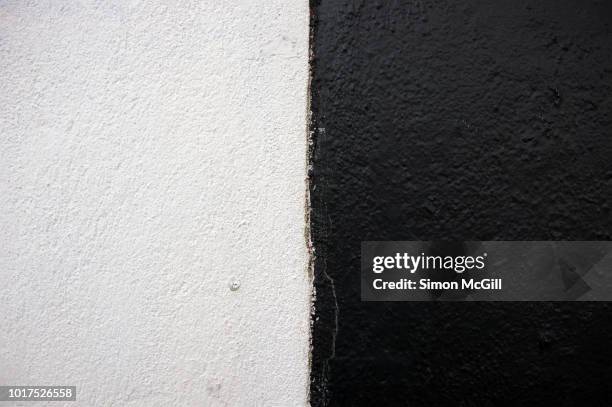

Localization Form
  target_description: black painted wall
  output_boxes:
[309,1,612,406]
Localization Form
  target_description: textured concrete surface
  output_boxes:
[309,0,612,405]
[0,1,311,406]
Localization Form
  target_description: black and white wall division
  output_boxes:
[2,1,612,405]
[309,1,612,406]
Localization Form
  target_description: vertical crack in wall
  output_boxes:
[304,2,318,405]
[307,1,340,405]
[304,8,316,403]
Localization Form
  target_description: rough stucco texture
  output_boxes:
[309,0,612,406]
[0,1,310,406]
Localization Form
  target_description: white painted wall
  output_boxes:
[0,1,311,406]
